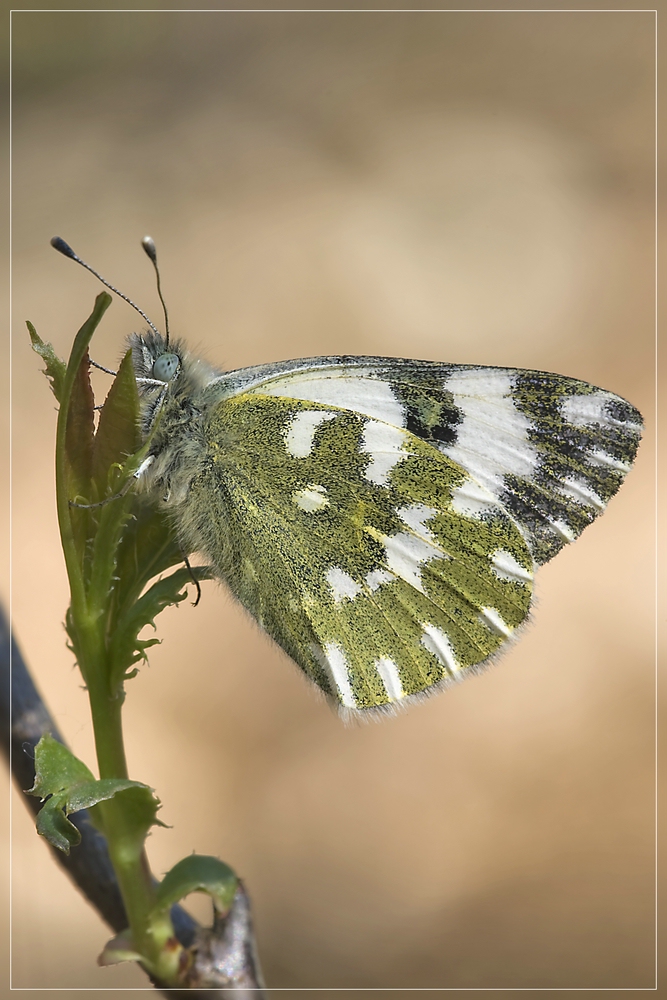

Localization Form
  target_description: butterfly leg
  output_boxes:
[69,456,155,509]
[182,553,202,607]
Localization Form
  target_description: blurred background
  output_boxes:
[5,4,656,995]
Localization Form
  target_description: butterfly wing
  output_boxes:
[181,359,640,712]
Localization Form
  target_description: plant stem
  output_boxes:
[84,636,182,981]
[86,658,129,782]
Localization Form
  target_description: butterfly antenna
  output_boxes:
[141,236,171,348]
[50,236,162,338]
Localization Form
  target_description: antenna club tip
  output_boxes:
[141,236,157,262]
[51,236,76,258]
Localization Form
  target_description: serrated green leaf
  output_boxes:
[66,777,149,813]
[154,855,238,917]
[109,564,214,690]
[92,349,141,497]
[36,796,82,854]
[27,736,157,854]
[28,322,67,402]
[28,734,94,799]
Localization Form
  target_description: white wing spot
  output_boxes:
[362,420,409,485]
[382,531,445,594]
[375,657,405,701]
[442,369,538,503]
[293,485,329,512]
[560,391,638,429]
[311,641,356,708]
[561,392,642,431]
[263,373,406,426]
[365,568,395,592]
[421,624,461,676]
[491,549,533,584]
[561,392,611,426]
[284,411,336,458]
[550,519,576,542]
[559,477,605,511]
[450,477,501,519]
[397,503,439,539]
[326,566,362,604]
[479,607,513,637]
[589,449,631,473]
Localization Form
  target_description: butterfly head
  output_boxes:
[128,330,222,443]
[129,329,182,384]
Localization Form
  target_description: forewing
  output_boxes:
[184,392,534,713]
[436,367,643,565]
[209,358,642,566]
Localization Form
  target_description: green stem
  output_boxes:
[83,631,182,981]
[86,656,129,781]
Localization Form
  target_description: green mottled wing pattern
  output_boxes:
[150,354,642,714]
[182,392,533,713]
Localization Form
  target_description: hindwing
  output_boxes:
[183,389,534,712]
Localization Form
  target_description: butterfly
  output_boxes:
[52,237,644,717]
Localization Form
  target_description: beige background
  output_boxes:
[5,5,656,996]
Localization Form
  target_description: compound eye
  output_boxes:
[152,353,179,382]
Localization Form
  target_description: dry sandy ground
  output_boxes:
[4,7,657,995]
